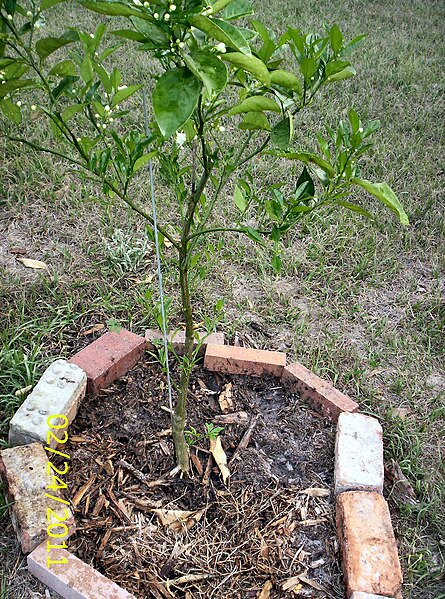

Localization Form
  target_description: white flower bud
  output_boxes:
[76,137,81,142]
[218,125,225,132]
[175,131,186,146]
[7,14,13,20]
[26,10,33,17]
[102,123,107,129]
[358,127,363,133]
[89,33,94,38]
[16,100,22,107]
[117,85,127,90]
[144,1,150,6]
[109,117,114,122]
[164,12,170,20]
[133,0,142,5]
[71,89,76,94]
[105,105,111,112]
[169,4,176,10]
[31,105,37,110]
[153,12,159,19]
[215,42,226,53]
[178,41,185,49]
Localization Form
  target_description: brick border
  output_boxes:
[0,329,403,599]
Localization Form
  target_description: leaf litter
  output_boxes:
[61,355,343,598]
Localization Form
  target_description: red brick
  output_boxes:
[336,491,402,597]
[145,329,225,356]
[69,329,145,395]
[282,362,359,421]
[28,541,135,598]
[0,443,75,553]
[204,344,286,377]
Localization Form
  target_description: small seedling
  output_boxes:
[205,423,224,440]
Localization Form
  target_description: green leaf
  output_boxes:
[61,103,85,121]
[352,178,409,225]
[251,19,270,43]
[329,24,343,54]
[35,34,77,61]
[0,79,35,99]
[348,108,360,133]
[49,59,77,77]
[271,115,293,149]
[270,69,302,96]
[271,253,282,273]
[188,16,251,55]
[111,29,146,42]
[222,0,253,20]
[335,200,373,219]
[238,111,270,131]
[211,0,237,13]
[130,17,169,47]
[79,0,141,17]
[296,166,314,201]
[40,0,68,9]
[300,57,317,83]
[326,66,356,82]
[340,34,366,57]
[133,150,157,173]
[234,184,246,212]
[325,59,350,78]
[183,50,227,97]
[228,95,280,116]
[94,62,112,94]
[80,56,94,84]
[222,52,270,85]
[0,98,21,124]
[112,84,142,107]
[153,67,201,139]
[244,226,265,245]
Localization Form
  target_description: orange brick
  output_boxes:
[28,541,135,598]
[282,362,359,421]
[336,491,402,597]
[204,344,286,377]
[145,329,224,356]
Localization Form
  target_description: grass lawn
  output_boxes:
[1,0,444,597]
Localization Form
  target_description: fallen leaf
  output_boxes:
[298,574,326,592]
[385,459,417,505]
[258,579,273,599]
[153,508,205,532]
[210,436,230,485]
[191,453,204,476]
[80,323,105,336]
[17,258,48,270]
[282,576,302,592]
[368,367,386,377]
[300,487,330,497]
[391,406,413,419]
[15,384,33,397]
[218,382,234,413]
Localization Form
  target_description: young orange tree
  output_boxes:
[0,0,408,473]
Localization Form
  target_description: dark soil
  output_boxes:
[61,354,343,598]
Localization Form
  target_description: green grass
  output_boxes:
[1,0,444,597]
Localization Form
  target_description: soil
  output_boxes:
[59,355,343,598]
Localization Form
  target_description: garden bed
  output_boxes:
[63,355,343,598]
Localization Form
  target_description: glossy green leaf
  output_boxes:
[270,69,302,96]
[228,95,280,116]
[94,62,112,94]
[336,200,372,219]
[325,59,350,78]
[130,17,169,47]
[133,150,157,173]
[348,108,360,133]
[271,253,282,273]
[296,166,314,201]
[0,80,35,99]
[188,16,251,55]
[153,67,201,139]
[62,103,85,121]
[329,24,343,54]
[238,111,270,131]
[40,0,68,9]
[211,0,237,15]
[111,29,146,42]
[222,52,270,85]
[112,84,142,107]
[234,184,246,212]
[183,50,227,96]
[271,115,293,149]
[49,59,77,77]
[352,178,409,225]
[0,98,21,124]
[271,150,335,178]
[340,34,366,57]
[326,66,356,82]
[222,0,253,20]
[251,19,270,43]
[35,34,77,61]
[299,57,318,83]
[244,226,265,245]
[80,56,94,84]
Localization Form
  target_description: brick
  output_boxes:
[335,413,384,495]
[204,344,286,377]
[350,593,394,599]
[282,362,359,421]
[336,491,402,597]
[145,329,225,356]
[69,329,145,395]
[0,443,75,553]
[9,360,86,448]
[28,541,135,599]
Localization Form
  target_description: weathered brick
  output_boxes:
[336,491,402,597]
[0,443,75,554]
[282,362,359,421]
[28,541,135,598]
[204,344,286,377]
[350,593,394,599]
[145,329,225,356]
[335,413,383,495]
[9,360,86,448]
[69,329,145,395]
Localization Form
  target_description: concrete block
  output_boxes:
[28,541,135,598]
[282,362,359,421]
[69,329,145,395]
[337,491,402,597]
[0,443,75,553]
[9,359,86,448]
[335,412,384,495]
[204,344,286,377]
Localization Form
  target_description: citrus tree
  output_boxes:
[0,0,408,474]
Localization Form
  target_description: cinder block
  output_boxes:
[337,491,402,597]
[204,344,286,377]
[0,443,75,553]
[9,359,86,448]
[145,329,225,356]
[282,362,359,421]
[335,413,384,495]
[28,541,135,598]
[69,329,145,395]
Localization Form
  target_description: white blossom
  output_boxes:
[117,84,127,90]
[16,100,22,107]
[175,131,186,146]
[164,12,170,20]
[178,41,185,49]
[153,12,159,19]
[358,127,363,133]
[26,10,33,17]
[133,0,142,5]
[169,4,176,10]
[215,42,226,53]
[218,125,225,132]
[31,105,37,110]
